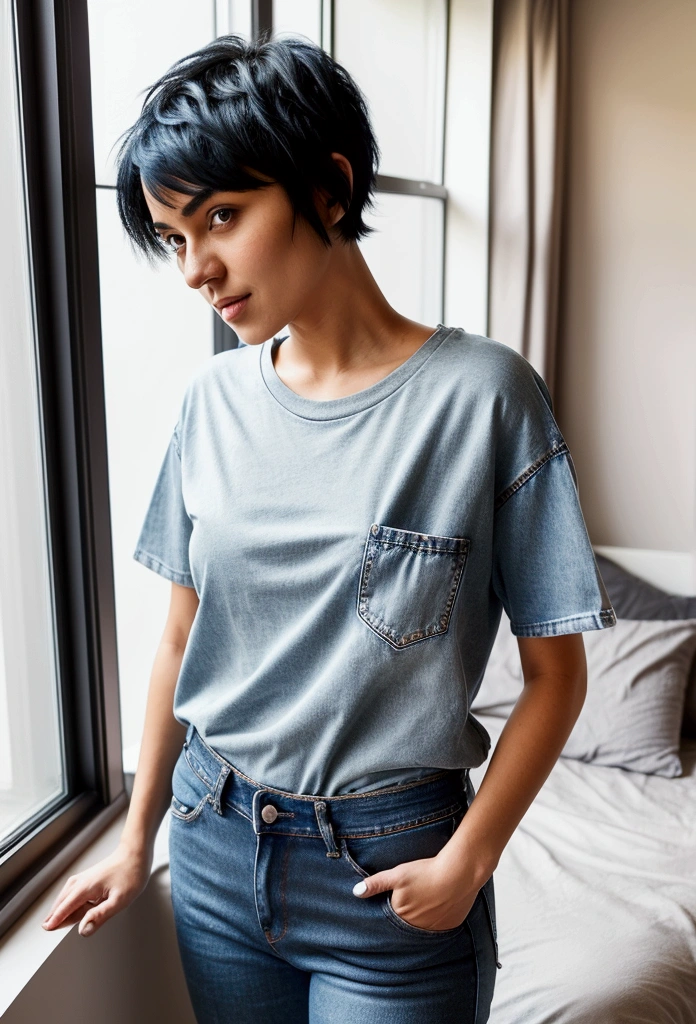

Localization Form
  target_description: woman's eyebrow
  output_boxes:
[152,193,240,231]
[151,200,228,231]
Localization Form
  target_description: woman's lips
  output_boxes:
[220,294,251,323]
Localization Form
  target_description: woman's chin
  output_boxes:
[238,323,288,347]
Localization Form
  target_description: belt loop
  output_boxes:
[211,763,231,815]
[314,801,340,858]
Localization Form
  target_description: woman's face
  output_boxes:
[142,160,348,345]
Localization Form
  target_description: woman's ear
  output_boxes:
[320,152,353,228]
[330,151,353,195]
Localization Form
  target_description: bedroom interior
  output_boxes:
[465,0,696,1012]
[469,545,696,1022]
[0,0,694,1021]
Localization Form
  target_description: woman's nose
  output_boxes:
[181,243,224,291]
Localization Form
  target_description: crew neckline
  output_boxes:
[259,324,455,421]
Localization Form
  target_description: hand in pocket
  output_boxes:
[352,853,479,932]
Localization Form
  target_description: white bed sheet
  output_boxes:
[468,712,696,1024]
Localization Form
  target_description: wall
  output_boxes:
[557,0,696,564]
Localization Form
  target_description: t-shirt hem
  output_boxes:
[510,607,617,637]
[133,549,195,588]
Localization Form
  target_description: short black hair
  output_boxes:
[115,33,381,261]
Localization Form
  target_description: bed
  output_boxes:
[469,546,696,1024]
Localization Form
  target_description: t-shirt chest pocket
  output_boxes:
[357,524,470,650]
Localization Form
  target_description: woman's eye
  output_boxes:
[212,208,235,226]
[165,235,185,253]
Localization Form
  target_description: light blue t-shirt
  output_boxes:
[133,324,616,796]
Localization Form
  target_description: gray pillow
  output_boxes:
[594,552,696,621]
[471,614,696,777]
[593,552,696,736]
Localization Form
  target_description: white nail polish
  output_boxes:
[353,881,367,896]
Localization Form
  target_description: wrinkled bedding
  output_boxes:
[468,712,696,1024]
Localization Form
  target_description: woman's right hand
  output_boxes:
[41,840,154,937]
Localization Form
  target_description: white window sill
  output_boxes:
[0,795,170,1016]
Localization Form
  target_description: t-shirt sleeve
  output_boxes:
[133,422,195,588]
[492,444,616,637]
[490,354,616,637]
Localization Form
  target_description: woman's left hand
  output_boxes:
[352,853,480,931]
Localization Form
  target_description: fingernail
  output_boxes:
[352,881,367,896]
[81,922,94,936]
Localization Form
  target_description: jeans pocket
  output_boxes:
[357,524,470,650]
[341,802,469,938]
[382,889,473,939]
[170,744,212,823]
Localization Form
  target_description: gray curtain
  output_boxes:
[487,0,569,403]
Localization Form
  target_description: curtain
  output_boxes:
[487,0,569,403]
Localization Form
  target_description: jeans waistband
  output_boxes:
[183,723,472,841]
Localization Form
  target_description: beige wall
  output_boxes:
[557,0,696,556]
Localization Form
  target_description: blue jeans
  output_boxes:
[168,724,501,1023]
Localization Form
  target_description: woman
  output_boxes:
[42,33,616,1023]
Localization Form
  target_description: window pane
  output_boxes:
[334,0,447,182]
[216,0,252,40]
[0,0,65,845]
[273,0,322,45]
[360,193,444,325]
[88,0,215,186]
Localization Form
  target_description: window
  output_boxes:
[0,0,126,938]
[0,0,65,853]
[273,0,450,325]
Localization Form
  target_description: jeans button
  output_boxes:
[261,804,278,823]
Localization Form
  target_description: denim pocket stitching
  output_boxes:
[170,792,211,823]
[340,837,369,879]
[171,745,214,822]
[357,525,470,650]
[383,892,469,939]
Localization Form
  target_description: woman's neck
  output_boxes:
[271,244,437,401]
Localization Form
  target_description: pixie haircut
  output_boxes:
[115,34,381,261]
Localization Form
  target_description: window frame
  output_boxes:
[0,0,127,940]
